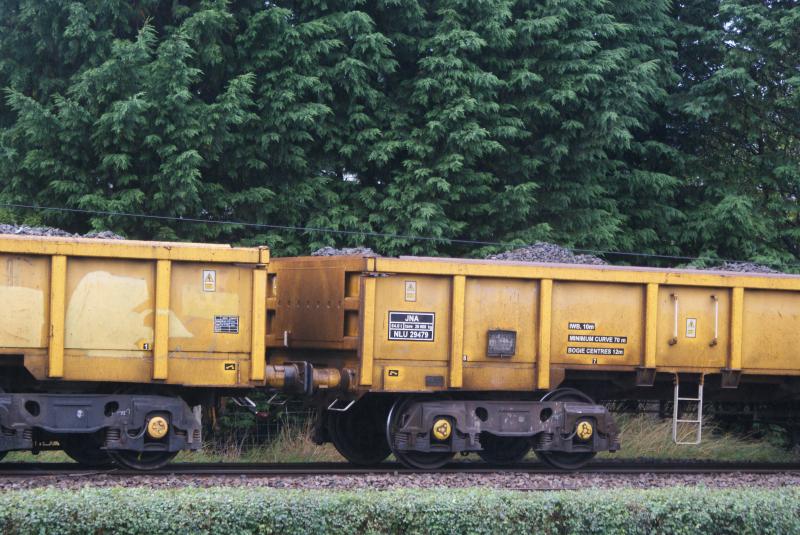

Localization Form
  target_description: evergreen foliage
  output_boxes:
[0,0,797,266]
[670,0,800,267]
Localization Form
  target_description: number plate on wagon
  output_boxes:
[388,312,435,342]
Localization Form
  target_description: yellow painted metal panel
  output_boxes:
[168,353,250,386]
[537,279,553,390]
[359,277,376,386]
[168,263,252,354]
[380,363,449,392]
[551,282,644,368]
[375,257,800,291]
[250,267,267,382]
[730,287,744,370]
[372,275,451,362]
[656,286,728,368]
[462,278,538,364]
[153,260,171,380]
[461,278,538,390]
[48,255,67,378]
[64,259,155,351]
[741,290,800,370]
[0,254,50,348]
[449,275,465,388]
[61,351,150,383]
[0,235,264,263]
[644,283,658,369]
[462,363,536,390]
[54,351,251,386]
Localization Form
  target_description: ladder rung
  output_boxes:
[677,397,701,402]
[676,419,701,424]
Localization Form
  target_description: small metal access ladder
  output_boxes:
[672,376,704,445]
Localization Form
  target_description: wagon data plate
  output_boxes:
[388,312,435,342]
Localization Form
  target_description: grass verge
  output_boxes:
[598,414,796,462]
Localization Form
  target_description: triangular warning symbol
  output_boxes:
[206,273,214,282]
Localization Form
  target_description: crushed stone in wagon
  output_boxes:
[312,246,377,257]
[486,242,607,265]
[0,224,125,240]
[700,261,781,274]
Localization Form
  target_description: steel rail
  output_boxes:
[1,461,800,477]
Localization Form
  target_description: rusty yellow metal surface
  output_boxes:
[644,283,659,369]
[265,256,367,351]
[536,279,553,390]
[381,363,449,391]
[153,259,171,380]
[168,263,253,355]
[374,257,800,291]
[0,235,265,263]
[462,278,538,390]
[655,286,728,369]
[551,281,644,369]
[268,254,800,395]
[63,258,154,351]
[0,254,50,349]
[0,236,268,388]
[359,276,377,387]
[373,275,451,361]
[48,255,67,378]
[742,290,800,370]
[250,267,267,381]
[729,287,744,370]
[449,275,465,389]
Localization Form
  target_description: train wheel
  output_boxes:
[535,388,597,471]
[328,399,391,465]
[108,450,177,471]
[386,397,454,470]
[478,433,531,465]
[60,435,113,468]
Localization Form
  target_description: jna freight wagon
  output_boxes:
[0,234,268,469]
[266,254,800,469]
[2,234,800,469]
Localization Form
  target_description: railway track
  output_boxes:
[1,460,799,477]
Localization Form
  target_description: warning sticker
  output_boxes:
[686,318,697,338]
[389,312,435,341]
[568,347,625,356]
[203,270,216,292]
[214,315,239,334]
[405,281,417,302]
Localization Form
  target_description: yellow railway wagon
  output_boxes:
[267,255,800,469]
[0,235,269,469]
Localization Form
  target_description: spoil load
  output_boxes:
[312,246,377,257]
[486,242,607,265]
[703,261,780,274]
[0,224,124,239]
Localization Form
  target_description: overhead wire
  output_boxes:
[0,202,794,269]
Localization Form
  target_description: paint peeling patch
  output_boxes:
[65,271,154,350]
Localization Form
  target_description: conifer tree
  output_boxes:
[670,0,800,266]
[0,0,795,268]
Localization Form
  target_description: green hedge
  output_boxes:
[0,487,798,534]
